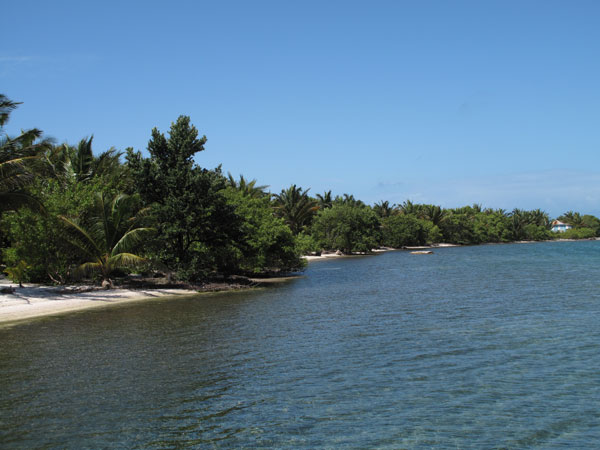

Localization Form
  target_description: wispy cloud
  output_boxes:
[0,56,32,63]
[0,56,33,76]
[0,54,99,77]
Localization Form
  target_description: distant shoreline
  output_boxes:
[303,237,600,262]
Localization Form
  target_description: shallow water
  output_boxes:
[1,241,600,448]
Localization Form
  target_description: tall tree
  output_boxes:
[226,172,269,198]
[373,200,396,219]
[272,184,318,235]
[316,190,333,210]
[43,137,123,187]
[127,116,241,280]
[0,94,51,212]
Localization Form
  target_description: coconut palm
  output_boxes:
[272,184,318,235]
[530,208,550,228]
[558,211,583,228]
[226,172,269,198]
[59,192,155,285]
[373,200,396,218]
[397,199,422,216]
[509,208,528,240]
[43,137,122,185]
[0,94,51,212]
[336,193,365,208]
[422,204,446,226]
[316,190,333,210]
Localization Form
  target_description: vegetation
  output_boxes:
[1,93,599,287]
[59,193,154,286]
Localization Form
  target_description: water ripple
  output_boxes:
[1,241,600,448]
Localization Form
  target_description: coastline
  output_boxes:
[2,238,597,326]
[0,280,200,326]
[303,243,459,262]
[0,275,300,326]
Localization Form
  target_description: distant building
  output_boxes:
[551,220,572,233]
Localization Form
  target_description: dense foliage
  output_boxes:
[2,94,599,286]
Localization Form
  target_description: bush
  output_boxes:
[296,232,320,255]
[311,204,380,253]
[381,214,438,247]
[553,227,596,240]
[224,188,304,274]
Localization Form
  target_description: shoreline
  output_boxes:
[0,281,201,326]
[303,243,460,262]
[303,237,600,262]
[0,274,301,327]
[2,238,597,326]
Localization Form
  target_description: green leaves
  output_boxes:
[59,192,155,282]
[272,185,318,235]
[312,204,380,254]
[128,116,241,280]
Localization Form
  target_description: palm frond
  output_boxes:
[109,252,147,269]
[58,215,104,257]
[112,227,156,256]
[76,261,103,278]
[0,191,45,213]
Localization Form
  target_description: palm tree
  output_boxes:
[226,172,269,198]
[373,200,396,218]
[59,193,155,286]
[316,190,333,210]
[559,211,583,228]
[0,94,51,212]
[422,204,446,226]
[272,184,318,235]
[398,199,421,216]
[43,137,122,185]
[336,193,365,208]
[530,209,550,228]
[509,208,527,240]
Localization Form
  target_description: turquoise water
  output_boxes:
[1,241,599,448]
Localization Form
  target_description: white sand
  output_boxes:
[0,278,197,325]
[303,244,459,262]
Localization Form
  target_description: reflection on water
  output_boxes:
[1,241,600,448]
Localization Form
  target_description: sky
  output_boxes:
[3,0,600,217]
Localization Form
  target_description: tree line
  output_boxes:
[1,95,599,285]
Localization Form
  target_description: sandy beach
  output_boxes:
[303,244,459,262]
[0,243,463,325]
[0,278,198,326]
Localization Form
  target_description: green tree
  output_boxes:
[1,177,108,283]
[316,190,333,210]
[581,214,600,236]
[44,137,123,186]
[311,203,380,253]
[126,116,241,280]
[373,200,396,219]
[381,214,439,247]
[334,193,365,208]
[272,184,318,235]
[59,193,154,285]
[558,211,584,228]
[439,211,476,244]
[421,204,446,226]
[226,173,269,198]
[224,188,304,273]
[0,95,51,212]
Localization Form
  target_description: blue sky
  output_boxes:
[3,0,600,217]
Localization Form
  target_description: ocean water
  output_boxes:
[1,241,599,448]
